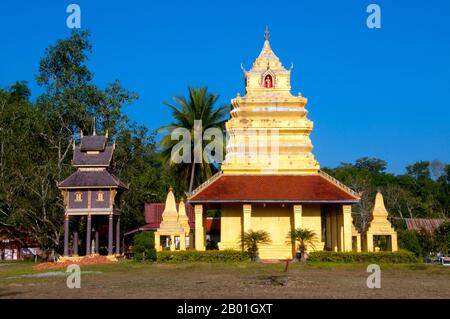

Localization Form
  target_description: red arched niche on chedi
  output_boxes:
[264,74,273,88]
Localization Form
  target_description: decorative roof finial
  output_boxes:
[264,25,270,41]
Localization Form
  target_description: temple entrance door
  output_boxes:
[174,236,180,250]
[352,236,358,252]
[159,235,171,251]
[373,235,388,251]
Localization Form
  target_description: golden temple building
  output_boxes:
[188,29,363,260]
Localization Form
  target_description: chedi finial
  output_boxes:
[264,25,270,41]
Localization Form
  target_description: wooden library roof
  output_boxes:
[58,170,128,189]
[80,135,107,151]
[72,145,114,166]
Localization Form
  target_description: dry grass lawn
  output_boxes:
[1,260,449,299]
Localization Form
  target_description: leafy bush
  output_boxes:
[416,228,437,256]
[132,231,157,261]
[307,250,418,264]
[157,250,249,263]
[206,239,219,250]
[435,222,450,255]
[398,229,422,256]
[239,230,271,261]
[288,228,317,261]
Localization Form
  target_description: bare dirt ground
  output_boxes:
[1,261,449,299]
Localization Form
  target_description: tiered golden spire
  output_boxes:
[221,28,320,175]
[159,188,184,232]
[178,200,190,235]
[372,191,389,218]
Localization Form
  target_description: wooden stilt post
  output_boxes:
[73,231,78,256]
[86,215,92,255]
[108,214,113,255]
[115,217,120,255]
[95,231,99,254]
[63,215,69,256]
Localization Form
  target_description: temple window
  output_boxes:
[74,191,83,202]
[264,74,273,88]
[96,191,104,202]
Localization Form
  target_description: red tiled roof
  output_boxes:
[144,203,195,229]
[123,216,219,237]
[188,174,359,203]
[405,218,445,233]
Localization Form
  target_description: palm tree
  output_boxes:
[288,228,317,262]
[159,86,228,193]
[240,230,272,261]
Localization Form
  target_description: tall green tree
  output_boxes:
[159,86,228,192]
[1,31,167,256]
[354,157,387,174]
[406,161,431,181]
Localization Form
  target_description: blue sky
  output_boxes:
[1,0,449,174]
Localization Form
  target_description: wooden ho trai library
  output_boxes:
[57,30,398,261]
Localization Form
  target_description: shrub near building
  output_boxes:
[157,250,249,263]
[397,222,450,258]
[132,231,157,261]
[398,229,423,256]
[307,250,418,264]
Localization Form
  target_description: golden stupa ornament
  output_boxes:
[221,27,320,175]
[362,191,398,252]
[154,188,188,251]
[177,199,190,235]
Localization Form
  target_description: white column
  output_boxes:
[194,205,205,251]
[366,233,374,252]
[342,205,353,252]
[243,204,252,232]
[390,234,398,252]
[180,233,186,250]
[170,235,175,251]
[155,233,161,252]
[293,205,302,230]
[356,234,361,252]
